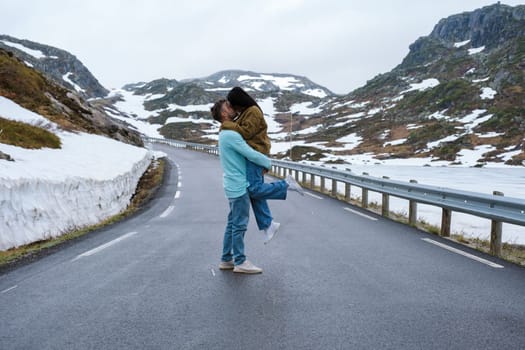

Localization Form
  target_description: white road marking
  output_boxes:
[177,182,182,187]
[174,191,181,199]
[305,192,323,200]
[211,268,216,277]
[422,238,504,268]
[72,232,138,262]
[160,205,175,218]
[343,207,378,221]
[1,285,18,294]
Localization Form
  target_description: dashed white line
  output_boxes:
[343,207,378,221]
[1,285,18,294]
[72,232,138,262]
[160,205,175,218]
[177,182,182,187]
[422,238,504,268]
[305,192,323,200]
[174,191,181,199]
[211,268,216,277]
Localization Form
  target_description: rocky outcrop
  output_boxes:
[429,3,525,47]
[0,34,108,99]
[402,3,525,68]
[0,150,13,161]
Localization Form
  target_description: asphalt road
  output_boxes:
[1,143,525,349]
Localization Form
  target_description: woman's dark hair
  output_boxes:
[227,86,261,113]
[210,99,226,122]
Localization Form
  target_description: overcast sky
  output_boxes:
[1,0,523,94]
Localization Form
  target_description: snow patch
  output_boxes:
[303,89,327,98]
[0,96,57,130]
[168,103,213,112]
[237,74,301,91]
[165,116,215,125]
[384,138,407,147]
[1,40,46,59]
[336,133,362,150]
[476,132,503,138]
[454,39,470,48]
[257,97,282,133]
[468,46,485,55]
[290,102,321,115]
[480,87,497,100]
[62,72,85,93]
[111,89,153,120]
[472,77,490,83]
[104,108,163,138]
[401,78,440,93]
[457,145,495,164]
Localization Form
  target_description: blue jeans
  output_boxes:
[221,192,250,266]
[246,160,288,231]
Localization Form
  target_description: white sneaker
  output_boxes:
[286,175,305,196]
[233,260,263,274]
[263,221,281,244]
[219,260,234,270]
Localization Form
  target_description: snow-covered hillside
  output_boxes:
[108,86,522,168]
[0,96,154,251]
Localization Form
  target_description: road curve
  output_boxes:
[1,143,524,349]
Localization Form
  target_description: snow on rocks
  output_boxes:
[480,87,497,100]
[468,46,485,55]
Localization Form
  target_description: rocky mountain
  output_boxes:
[110,70,335,143]
[110,3,524,166]
[0,34,108,99]
[319,2,525,166]
[0,48,142,147]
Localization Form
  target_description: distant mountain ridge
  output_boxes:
[0,34,108,99]
[126,70,333,97]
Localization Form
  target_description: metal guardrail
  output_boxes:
[145,137,525,256]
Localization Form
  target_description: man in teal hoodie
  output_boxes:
[210,99,271,274]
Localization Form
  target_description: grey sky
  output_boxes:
[1,0,522,94]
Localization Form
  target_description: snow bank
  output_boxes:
[0,98,153,251]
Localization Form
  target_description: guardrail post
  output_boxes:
[345,183,351,202]
[409,180,418,226]
[362,172,369,208]
[302,171,306,184]
[382,176,390,218]
[441,208,451,237]
[490,191,503,257]
[310,173,315,189]
[331,179,337,197]
[320,176,326,193]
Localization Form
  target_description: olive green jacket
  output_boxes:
[221,105,271,155]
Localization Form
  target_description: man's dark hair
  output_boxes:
[210,99,226,122]
[227,86,261,112]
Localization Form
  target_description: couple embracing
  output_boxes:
[210,87,304,274]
